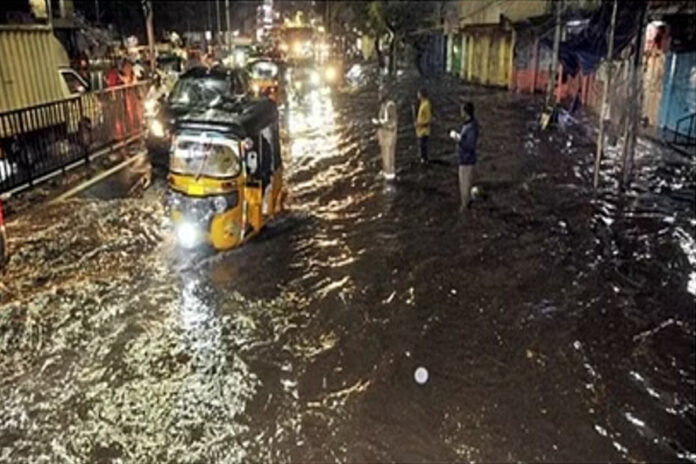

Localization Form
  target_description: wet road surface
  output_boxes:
[1,72,694,462]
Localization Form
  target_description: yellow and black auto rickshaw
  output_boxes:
[247,58,283,104]
[165,66,284,250]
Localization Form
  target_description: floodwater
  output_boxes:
[1,72,694,463]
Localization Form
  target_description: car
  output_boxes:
[145,66,251,165]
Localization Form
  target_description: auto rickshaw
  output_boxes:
[165,66,284,250]
[246,58,283,103]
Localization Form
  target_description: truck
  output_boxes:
[0,25,102,177]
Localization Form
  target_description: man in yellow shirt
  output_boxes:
[415,88,432,163]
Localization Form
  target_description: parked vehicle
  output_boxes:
[0,27,103,170]
[164,66,284,250]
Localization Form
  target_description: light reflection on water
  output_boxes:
[0,71,694,462]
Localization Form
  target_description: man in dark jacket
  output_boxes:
[449,102,479,211]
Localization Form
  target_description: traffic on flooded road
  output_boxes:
[0,1,694,463]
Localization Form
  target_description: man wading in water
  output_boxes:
[415,88,432,163]
[450,102,479,212]
[372,86,398,181]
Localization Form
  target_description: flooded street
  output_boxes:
[1,72,694,462]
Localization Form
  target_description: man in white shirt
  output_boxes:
[372,87,398,181]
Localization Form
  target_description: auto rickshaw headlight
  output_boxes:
[252,83,260,94]
[176,221,199,249]
[150,119,165,138]
[325,66,337,82]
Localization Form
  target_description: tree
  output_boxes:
[365,1,438,74]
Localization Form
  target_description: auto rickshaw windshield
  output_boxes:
[250,61,278,80]
[170,137,242,178]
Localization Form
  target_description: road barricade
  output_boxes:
[0,82,149,193]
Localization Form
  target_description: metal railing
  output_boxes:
[0,82,149,193]
[673,111,696,146]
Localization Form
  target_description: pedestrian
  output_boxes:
[372,86,398,181]
[203,45,217,67]
[449,101,479,212]
[104,59,123,88]
[415,88,432,163]
[120,59,135,85]
[133,58,146,82]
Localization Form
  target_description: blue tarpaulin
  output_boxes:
[543,0,647,76]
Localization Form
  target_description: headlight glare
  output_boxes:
[176,222,199,249]
[145,98,158,114]
[325,66,336,82]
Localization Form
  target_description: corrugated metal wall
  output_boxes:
[0,27,70,113]
[658,50,696,132]
[462,28,513,88]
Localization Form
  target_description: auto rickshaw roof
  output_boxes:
[173,97,278,139]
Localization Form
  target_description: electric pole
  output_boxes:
[143,0,155,71]
[207,1,212,34]
[621,1,648,187]
[225,0,231,46]
[325,1,329,32]
[593,0,619,191]
[546,0,563,108]
[216,0,222,43]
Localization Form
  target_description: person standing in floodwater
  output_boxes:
[373,87,398,181]
[415,88,432,163]
[450,102,479,211]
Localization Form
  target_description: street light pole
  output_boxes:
[216,0,222,43]
[225,0,231,47]
[620,1,648,187]
[325,1,329,32]
[145,0,155,71]
[545,0,563,108]
[593,0,619,190]
[207,1,212,33]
